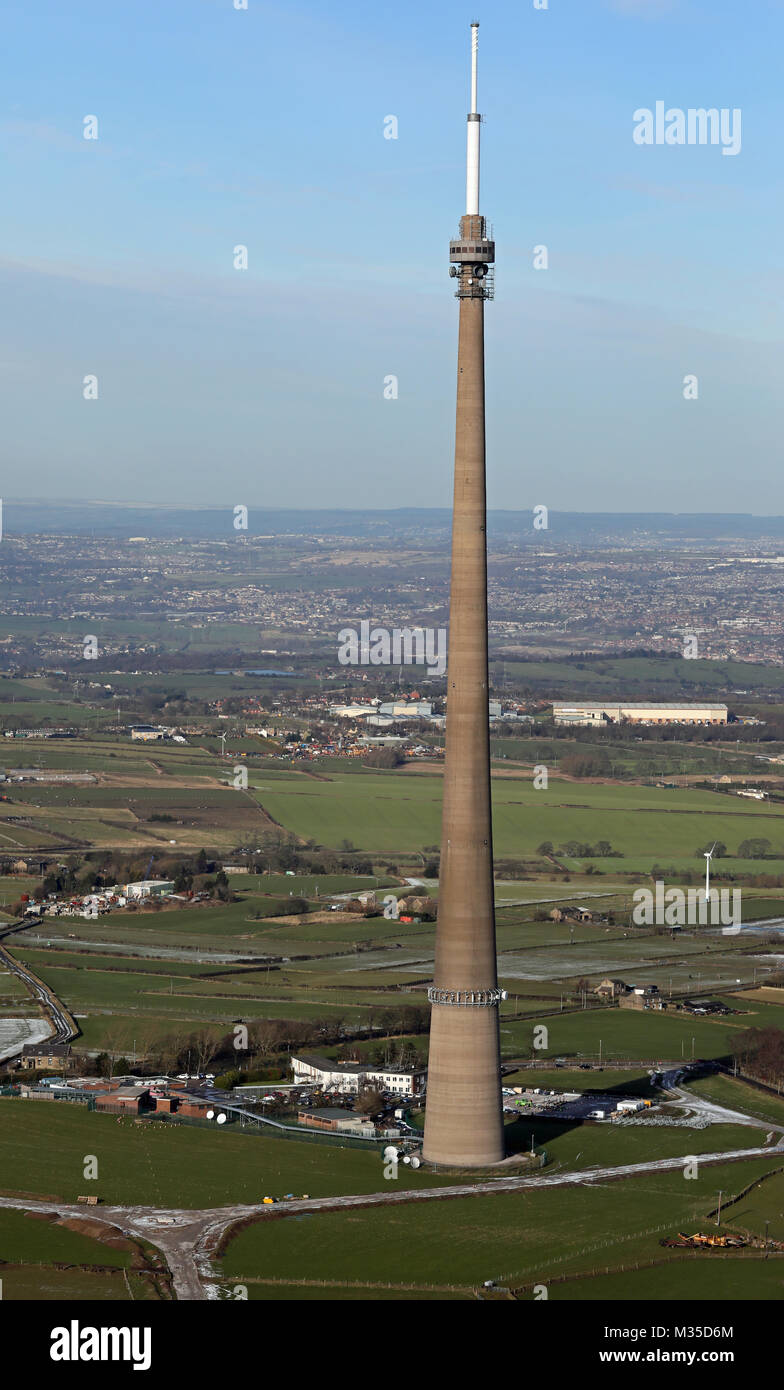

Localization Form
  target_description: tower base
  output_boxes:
[422,1001,504,1167]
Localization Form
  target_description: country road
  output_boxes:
[2,1137,782,1300]
[0,923,76,1047]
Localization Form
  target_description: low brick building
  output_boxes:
[298,1107,375,1136]
[94,1084,150,1115]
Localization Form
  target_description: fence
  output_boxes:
[169,1111,404,1152]
[509,1247,782,1298]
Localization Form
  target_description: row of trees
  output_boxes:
[730,1026,784,1087]
[84,1005,431,1083]
[536,840,619,859]
[696,838,780,861]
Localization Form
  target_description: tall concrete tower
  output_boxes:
[423,22,506,1168]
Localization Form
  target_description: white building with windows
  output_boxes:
[291,1053,426,1096]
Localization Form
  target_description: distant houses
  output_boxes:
[549,906,605,925]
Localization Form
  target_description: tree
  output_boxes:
[696,841,727,858]
[189,1026,222,1075]
[537,841,553,857]
[560,751,610,778]
[354,1086,385,1116]
[362,748,404,769]
[101,1023,132,1077]
[737,838,771,860]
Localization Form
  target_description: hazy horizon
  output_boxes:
[2,0,781,510]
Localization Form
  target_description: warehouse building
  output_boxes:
[553,702,728,727]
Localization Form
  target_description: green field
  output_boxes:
[217,1156,784,1295]
[0,1207,133,1267]
[0,1100,455,1207]
[249,769,784,862]
[0,1267,160,1301]
[492,655,784,696]
[546,1257,784,1301]
[497,1006,753,1063]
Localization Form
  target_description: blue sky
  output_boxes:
[2,0,783,512]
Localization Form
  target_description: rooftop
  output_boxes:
[553,701,728,711]
[293,1052,424,1076]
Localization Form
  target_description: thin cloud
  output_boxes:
[0,118,110,154]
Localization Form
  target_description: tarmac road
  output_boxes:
[0,939,75,1045]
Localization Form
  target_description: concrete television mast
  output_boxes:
[422,22,505,1167]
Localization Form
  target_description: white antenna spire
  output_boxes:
[466,22,480,215]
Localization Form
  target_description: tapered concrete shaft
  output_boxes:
[423,227,504,1168]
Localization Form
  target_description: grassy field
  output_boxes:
[491,654,784,695]
[249,769,784,863]
[686,1074,784,1128]
[0,1207,167,1301]
[0,1207,133,1267]
[546,1257,784,1301]
[0,1267,160,1300]
[4,727,784,879]
[496,1006,755,1063]
[0,1099,459,1206]
[217,1156,784,1295]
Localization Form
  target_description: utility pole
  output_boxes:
[716,1190,723,1227]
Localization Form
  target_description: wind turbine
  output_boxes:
[704,843,717,899]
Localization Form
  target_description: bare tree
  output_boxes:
[190,1026,222,1074]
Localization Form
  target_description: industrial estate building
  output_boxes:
[552,702,728,727]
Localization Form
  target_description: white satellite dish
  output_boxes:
[216,1113,227,1125]
[410,1156,421,1169]
[206,1109,215,1120]
[383,1145,398,1161]
[402,1155,411,1164]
